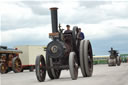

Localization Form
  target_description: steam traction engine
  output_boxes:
[108,48,121,66]
[0,46,22,74]
[35,7,93,82]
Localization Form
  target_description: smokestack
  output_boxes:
[50,7,58,33]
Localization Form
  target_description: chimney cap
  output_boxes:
[50,7,58,10]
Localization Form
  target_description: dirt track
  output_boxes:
[1,63,128,85]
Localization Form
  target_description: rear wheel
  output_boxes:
[79,40,87,77]
[35,55,46,82]
[117,56,121,66]
[84,40,93,77]
[12,57,22,73]
[69,52,78,80]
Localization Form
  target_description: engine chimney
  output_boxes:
[50,7,58,33]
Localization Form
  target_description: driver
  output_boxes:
[64,25,72,34]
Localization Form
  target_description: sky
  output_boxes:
[0,0,128,55]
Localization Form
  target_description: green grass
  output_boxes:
[93,59,108,64]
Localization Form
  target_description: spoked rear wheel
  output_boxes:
[69,52,78,80]
[84,40,93,77]
[12,57,22,73]
[35,55,46,82]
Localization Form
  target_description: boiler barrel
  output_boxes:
[50,7,58,33]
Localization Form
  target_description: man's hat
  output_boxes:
[66,25,70,27]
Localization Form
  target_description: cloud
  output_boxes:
[79,1,111,8]
[1,24,52,46]
[1,1,128,55]
[21,1,50,15]
[1,1,51,31]
[72,19,128,40]
[0,2,33,19]
[2,1,128,31]
[99,2,128,19]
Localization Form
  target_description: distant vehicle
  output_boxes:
[0,46,22,74]
[35,7,93,82]
[108,48,121,66]
[16,45,46,72]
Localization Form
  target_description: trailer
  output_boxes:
[0,46,22,74]
[16,45,45,72]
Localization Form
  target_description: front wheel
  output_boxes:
[69,52,78,80]
[0,63,8,74]
[35,55,46,82]
[12,57,22,73]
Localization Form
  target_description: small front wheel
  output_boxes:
[35,55,46,82]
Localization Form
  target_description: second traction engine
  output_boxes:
[108,48,121,66]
